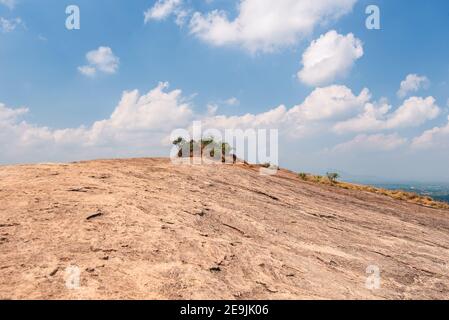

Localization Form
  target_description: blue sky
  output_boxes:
[1,0,449,182]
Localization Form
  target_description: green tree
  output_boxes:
[326,172,340,184]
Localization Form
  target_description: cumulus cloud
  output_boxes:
[201,85,370,138]
[397,74,430,98]
[0,103,28,122]
[77,66,96,77]
[334,96,440,133]
[189,0,357,53]
[0,17,23,33]
[201,105,288,131]
[289,85,370,121]
[333,100,390,133]
[0,83,193,162]
[412,116,449,149]
[78,46,119,77]
[332,133,407,153]
[144,0,185,24]
[298,30,363,86]
[1,81,445,169]
[387,96,440,128]
[200,87,441,155]
[2,83,370,162]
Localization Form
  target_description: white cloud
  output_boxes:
[213,89,441,154]
[77,65,96,77]
[0,83,193,162]
[207,104,218,116]
[333,133,407,153]
[174,9,190,26]
[2,80,448,181]
[202,105,288,131]
[412,116,449,149]
[189,0,357,53]
[0,103,28,122]
[0,17,23,33]
[298,30,363,86]
[0,0,15,9]
[334,96,440,133]
[144,0,183,23]
[387,96,440,128]
[397,74,430,98]
[224,97,240,106]
[201,85,369,139]
[98,82,192,132]
[333,100,390,133]
[289,85,370,121]
[78,46,119,77]
[1,80,445,177]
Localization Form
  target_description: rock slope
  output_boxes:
[0,158,448,299]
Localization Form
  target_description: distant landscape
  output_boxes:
[333,171,449,204]
[370,183,449,204]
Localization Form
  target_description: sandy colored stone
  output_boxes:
[0,158,448,300]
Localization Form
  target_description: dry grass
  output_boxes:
[298,173,449,210]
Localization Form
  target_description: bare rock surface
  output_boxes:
[0,158,448,299]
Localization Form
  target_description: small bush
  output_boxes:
[326,172,340,184]
[173,137,235,161]
[298,173,308,180]
[261,162,271,168]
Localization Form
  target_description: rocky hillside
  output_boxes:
[0,158,448,299]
